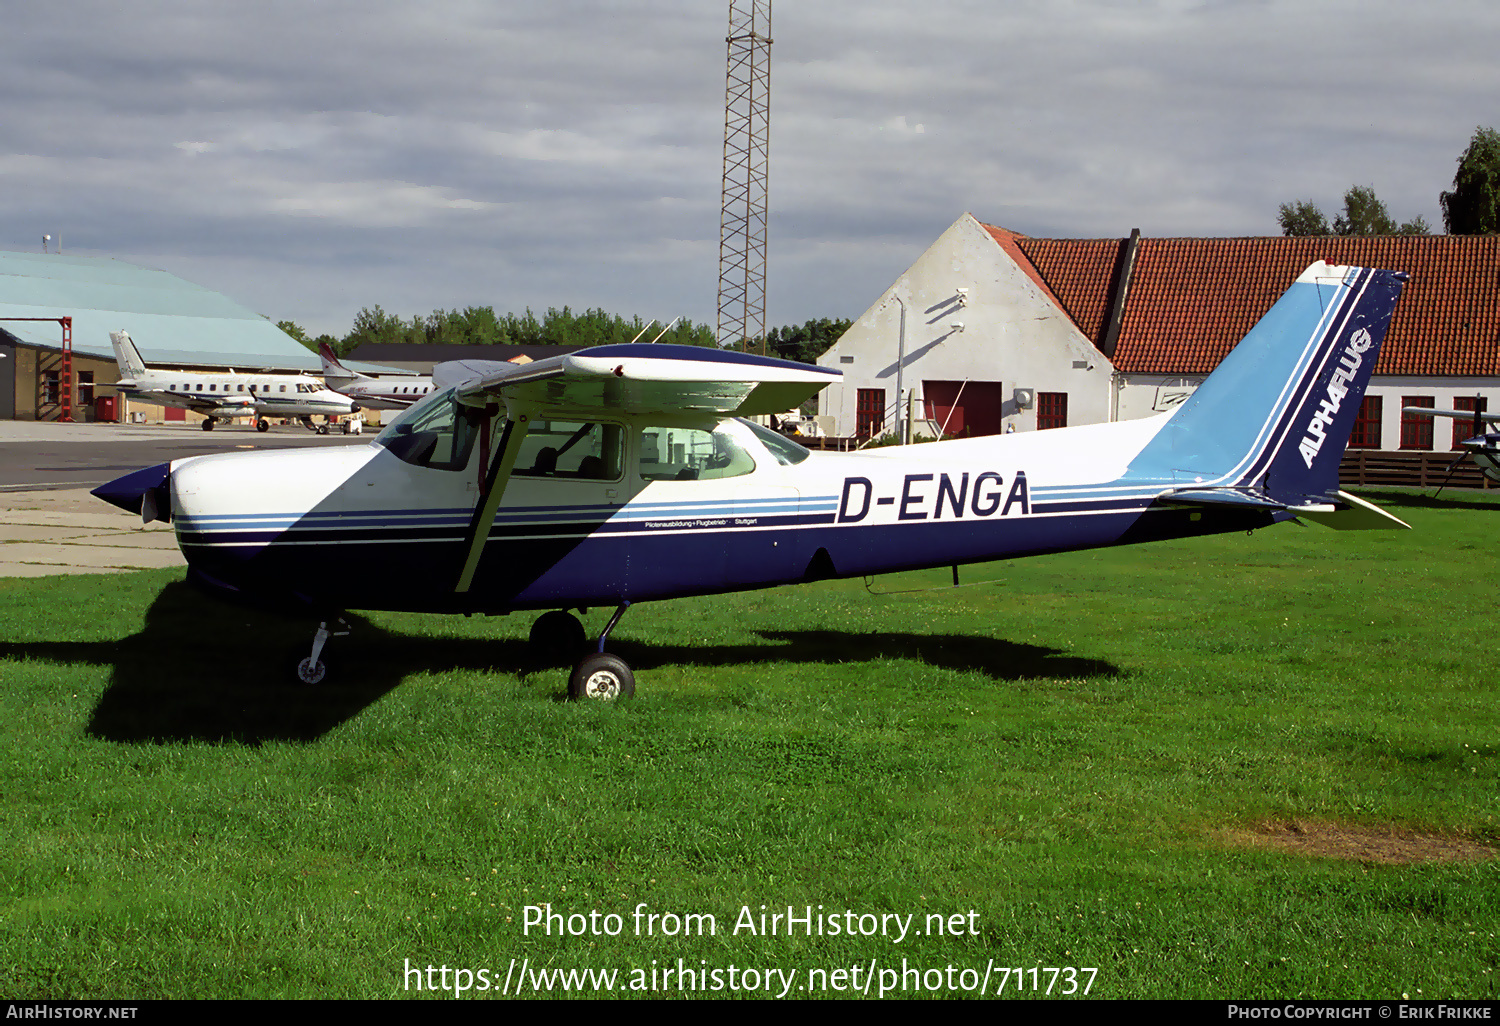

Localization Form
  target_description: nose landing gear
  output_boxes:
[295,618,350,684]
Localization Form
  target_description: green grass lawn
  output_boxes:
[3,487,1499,1000]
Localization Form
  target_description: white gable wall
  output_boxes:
[818,214,1114,438]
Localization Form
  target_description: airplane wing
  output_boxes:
[435,344,840,419]
[437,344,840,594]
[1401,407,1500,424]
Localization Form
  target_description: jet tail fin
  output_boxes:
[318,342,366,384]
[1125,262,1407,509]
[109,330,147,380]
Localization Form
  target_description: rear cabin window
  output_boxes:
[513,421,623,480]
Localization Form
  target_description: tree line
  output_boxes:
[278,305,851,365]
[1278,126,1500,237]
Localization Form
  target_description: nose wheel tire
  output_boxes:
[295,656,328,685]
[568,653,635,701]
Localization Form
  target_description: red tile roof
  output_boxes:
[986,227,1500,376]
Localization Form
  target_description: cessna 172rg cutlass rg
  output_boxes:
[110,330,355,432]
[94,262,1409,700]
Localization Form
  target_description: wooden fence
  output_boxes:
[1339,449,1490,489]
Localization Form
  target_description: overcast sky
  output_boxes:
[3,1,1496,340]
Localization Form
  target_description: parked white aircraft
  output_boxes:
[1400,402,1500,484]
[317,342,436,411]
[110,330,356,433]
[320,342,536,412]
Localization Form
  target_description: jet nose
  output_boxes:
[92,461,172,523]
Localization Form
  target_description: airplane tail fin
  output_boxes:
[1125,262,1406,509]
[109,330,147,380]
[318,341,366,383]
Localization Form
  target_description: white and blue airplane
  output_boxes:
[94,262,1409,700]
[110,330,356,433]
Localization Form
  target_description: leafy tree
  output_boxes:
[344,305,418,352]
[766,317,853,363]
[1441,126,1500,235]
[1277,200,1330,237]
[1277,186,1428,237]
[276,319,309,344]
[336,304,717,352]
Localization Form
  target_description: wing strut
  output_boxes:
[455,412,531,594]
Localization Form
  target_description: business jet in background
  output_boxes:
[111,330,356,433]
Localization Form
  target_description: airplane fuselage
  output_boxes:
[116,372,354,421]
[331,377,436,411]
[163,407,1275,615]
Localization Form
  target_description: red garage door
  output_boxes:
[922,380,1006,438]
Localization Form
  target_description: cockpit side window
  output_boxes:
[374,388,483,471]
[638,425,755,481]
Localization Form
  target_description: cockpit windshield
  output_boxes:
[740,419,811,466]
[374,387,484,471]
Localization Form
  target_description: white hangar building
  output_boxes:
[817,213,1500,459]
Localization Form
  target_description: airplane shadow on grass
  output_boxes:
[1,580,1118,745]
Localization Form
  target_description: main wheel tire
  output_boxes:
[529,610,587,666]
[201,419,215,431]
[257,419,270,432]
[568,653,635,701]
[295,656,328,685]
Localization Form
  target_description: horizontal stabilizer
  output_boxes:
[1160,487,1302,512]
[1295,491,1410,531]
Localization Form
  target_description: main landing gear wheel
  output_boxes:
[568,652,635,701]
[256,418,270,433]
[529,610,587,666]
[201,418,215,431]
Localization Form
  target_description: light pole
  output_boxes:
[890,293,907,444]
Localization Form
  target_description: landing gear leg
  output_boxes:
[296,617,349,684]
[568,602,634,700]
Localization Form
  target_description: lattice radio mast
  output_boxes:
[716,1,772,351]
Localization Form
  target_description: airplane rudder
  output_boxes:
[109,330,147,378]
[1264,267,1407,501]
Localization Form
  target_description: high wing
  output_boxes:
[433,344,841,592]
[1401,407,1500,424]
[435,344,840,420]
